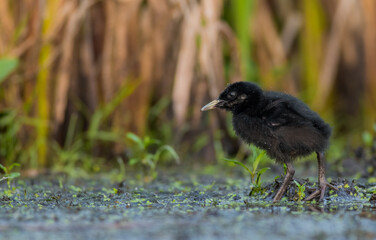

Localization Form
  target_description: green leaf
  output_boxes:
[8,163,20,171]
[144,136,161,148]
[255,167,269,184]
[258,167,269,175]
[6,172,20,179]
[155,145,180,164]
[126,133,144,149]
[252,151,266,172]
[294,180,301,188]
[224,158,253,177]
[0,58,19,84]
[0,164,6,174]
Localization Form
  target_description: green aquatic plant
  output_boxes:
[0,163,20,189]
[225,149,269,196]
[294,180,306,201]
[126,132,180,182]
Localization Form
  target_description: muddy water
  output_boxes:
[0,175,375,240]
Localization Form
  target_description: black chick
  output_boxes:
[201,81,338,202]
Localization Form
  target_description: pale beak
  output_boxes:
[201,99,224,111]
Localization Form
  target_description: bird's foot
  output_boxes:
[305,180,338,201]
[273,191,284,203]
[272,163,295,203]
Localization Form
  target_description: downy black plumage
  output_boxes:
[201,81,338,202]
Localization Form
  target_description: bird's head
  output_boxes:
[201,81,263,114]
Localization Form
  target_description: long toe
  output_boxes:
[273,186,286,202]
[319,183,327,201]
[305,182,338,201]
[273,194,282,203]
[327,183,339,191]
[305,189,320,201]
[319,181,339,201]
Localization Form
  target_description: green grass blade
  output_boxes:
[6,172,20,179]
[0,164,6,174]
[224,158,253,176]
[294,180,301,187]
[255,167,270,185]
[0,58,19,83]
[155,145,180,164]
[88,81,138,140]
[126,133,144,150]
[252,151,266,172]
[8,163,20,171]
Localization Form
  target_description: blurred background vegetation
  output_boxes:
[0,0,375,178]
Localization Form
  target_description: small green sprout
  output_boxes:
[225,150,269,196]
[126,132,180,182]
[0,163,21,189]
[294,180,306,201]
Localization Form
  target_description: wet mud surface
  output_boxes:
[1,174,376,240]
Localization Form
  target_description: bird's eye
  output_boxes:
[228,91,237,99]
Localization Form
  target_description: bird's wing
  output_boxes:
[275,124,324,155]
[261,92,319,128]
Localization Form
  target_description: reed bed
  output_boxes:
[0,0,375,167]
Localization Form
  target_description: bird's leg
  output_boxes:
[305,152,338,201]
[273,162,295,202]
